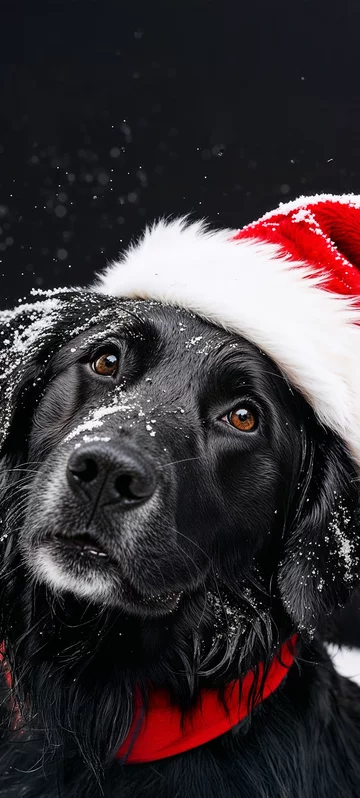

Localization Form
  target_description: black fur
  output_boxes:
[1,292,360,797]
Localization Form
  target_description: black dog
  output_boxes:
[1,289,360,797]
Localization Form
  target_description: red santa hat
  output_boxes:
[95,195,360,468]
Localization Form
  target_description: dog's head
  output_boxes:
[1,288,359,764]
[1,287,359,632]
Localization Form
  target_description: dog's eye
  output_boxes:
[225,406,257,432]
[91,353,119,377]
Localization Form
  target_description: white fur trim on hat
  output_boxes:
[94,217,360,468]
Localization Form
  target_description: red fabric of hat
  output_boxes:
[236,195,360,297]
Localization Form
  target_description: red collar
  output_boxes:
[1,636,297,764]
[116,636,298,764]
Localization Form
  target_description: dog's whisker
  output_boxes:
[0,459,43,471]
[173,527,215,567]
[157,456,202,470]
[170,539,201,583]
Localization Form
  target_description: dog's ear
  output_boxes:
[0,293,59,453]
[277,433,360,634]
[0,289,119,455]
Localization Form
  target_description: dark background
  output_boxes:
[1,0,360,307]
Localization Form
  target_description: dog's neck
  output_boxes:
[115,635,298,764]
[1,635,297,764]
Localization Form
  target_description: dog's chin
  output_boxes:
[28,539,185,619]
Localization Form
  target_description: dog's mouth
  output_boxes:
[54,533,109,559]
[44,533,184,614]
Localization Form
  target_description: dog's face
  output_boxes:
[17,300,304,621]
[0,291,359,664]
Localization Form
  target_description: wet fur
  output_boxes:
[0,296,360,797]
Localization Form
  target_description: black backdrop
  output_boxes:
[1,0,360,306]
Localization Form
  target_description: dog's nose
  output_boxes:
[66,443,157,505]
